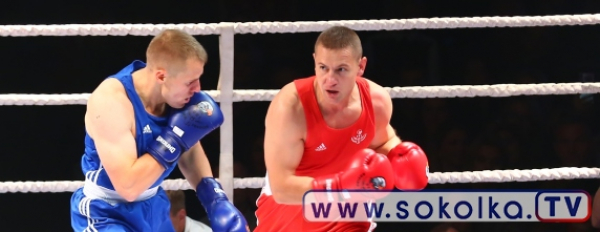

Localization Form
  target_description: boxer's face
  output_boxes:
[313,45,366,105]
[161,58,204,108]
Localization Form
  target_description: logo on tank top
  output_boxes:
[351,129,367,144]
[315,143,327,151]
[143,124,152,134]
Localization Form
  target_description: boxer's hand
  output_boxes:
[196,178,250,232]
[387,142,429,190]
[312,148,395,191]
[147,91,224,169]
[166,91,224,149]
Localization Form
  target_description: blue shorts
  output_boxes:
[70,187,176,232]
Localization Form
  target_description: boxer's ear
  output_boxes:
[177,209,186,221]
[358,57,367,76]
[155,68,167,83]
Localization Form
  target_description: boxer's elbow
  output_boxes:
[116,188,141,202]
[270,177,313,205]
[113,182,145,202]
[271,189,296,205]
[270,181,288,204]
[107,174,139,202]
[111,173,149,202]
[271,187,293,204]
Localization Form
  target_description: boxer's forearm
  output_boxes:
[271,175,314,205]
[178,142,213,189]
[373,135,402,155]
[112,153,165,202]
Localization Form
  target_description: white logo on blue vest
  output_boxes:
[143,125,152,134]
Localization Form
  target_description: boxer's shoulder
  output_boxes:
[89,78,131,107]
[362,78,388,100]
[363,78,392,114]
[272,82,303,114]
[85,78,135,135]
[361,78,393,134]
[90,77,124,96]
[266,82,305,131]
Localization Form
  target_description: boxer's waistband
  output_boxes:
[83,178,158,204]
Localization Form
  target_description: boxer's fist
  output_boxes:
[312,148,395,191]
[167,91,224,150]
[387,142,429,190]
[196,178,250,232]
[147,91,224,169]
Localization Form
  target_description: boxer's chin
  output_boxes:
[169,101,186,109]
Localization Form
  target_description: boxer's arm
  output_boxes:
[86,80,165,202]
[366,79,401,153]
[264,84,313,205]
[366,79,429,190]
[178,141,214,189]
[591,186,600,228]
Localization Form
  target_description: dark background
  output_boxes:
[1,0,600,231]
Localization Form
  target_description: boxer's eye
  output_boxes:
[187,80,197,86]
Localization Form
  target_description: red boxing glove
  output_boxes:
[387,142,429,190]
[312,148,395,201]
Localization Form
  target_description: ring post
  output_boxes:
[217,23,235,201]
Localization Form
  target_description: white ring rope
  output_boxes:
[3,13,600,195]
[2,82,600,105]
[0,13,599,36]
[1,167,598,193]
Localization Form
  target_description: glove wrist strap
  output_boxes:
[312,174,340,190]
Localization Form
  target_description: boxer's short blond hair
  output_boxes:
[146,29,208,75]
[314,26,363,59]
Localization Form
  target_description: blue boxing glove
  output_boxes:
[147,91,224,169]
[197,178,249,232]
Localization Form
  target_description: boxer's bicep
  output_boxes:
[263,88,308,201]
[86,90,137,184]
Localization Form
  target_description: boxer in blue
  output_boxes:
[69,29,249,232]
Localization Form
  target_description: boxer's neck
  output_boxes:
[132,68,167,116]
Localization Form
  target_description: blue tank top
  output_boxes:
[80,60,177,191]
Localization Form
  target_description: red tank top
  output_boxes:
[254,76,377,232]
[295,76,376,177]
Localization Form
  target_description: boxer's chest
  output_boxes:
[297,111,374,176]
[320,101,363,129]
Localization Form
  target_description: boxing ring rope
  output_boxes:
[2,13,600,200]
[3,83,600,105]
[1,13,600,36]
[2,167,600,193]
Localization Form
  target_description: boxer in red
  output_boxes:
[255,26,430,232]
